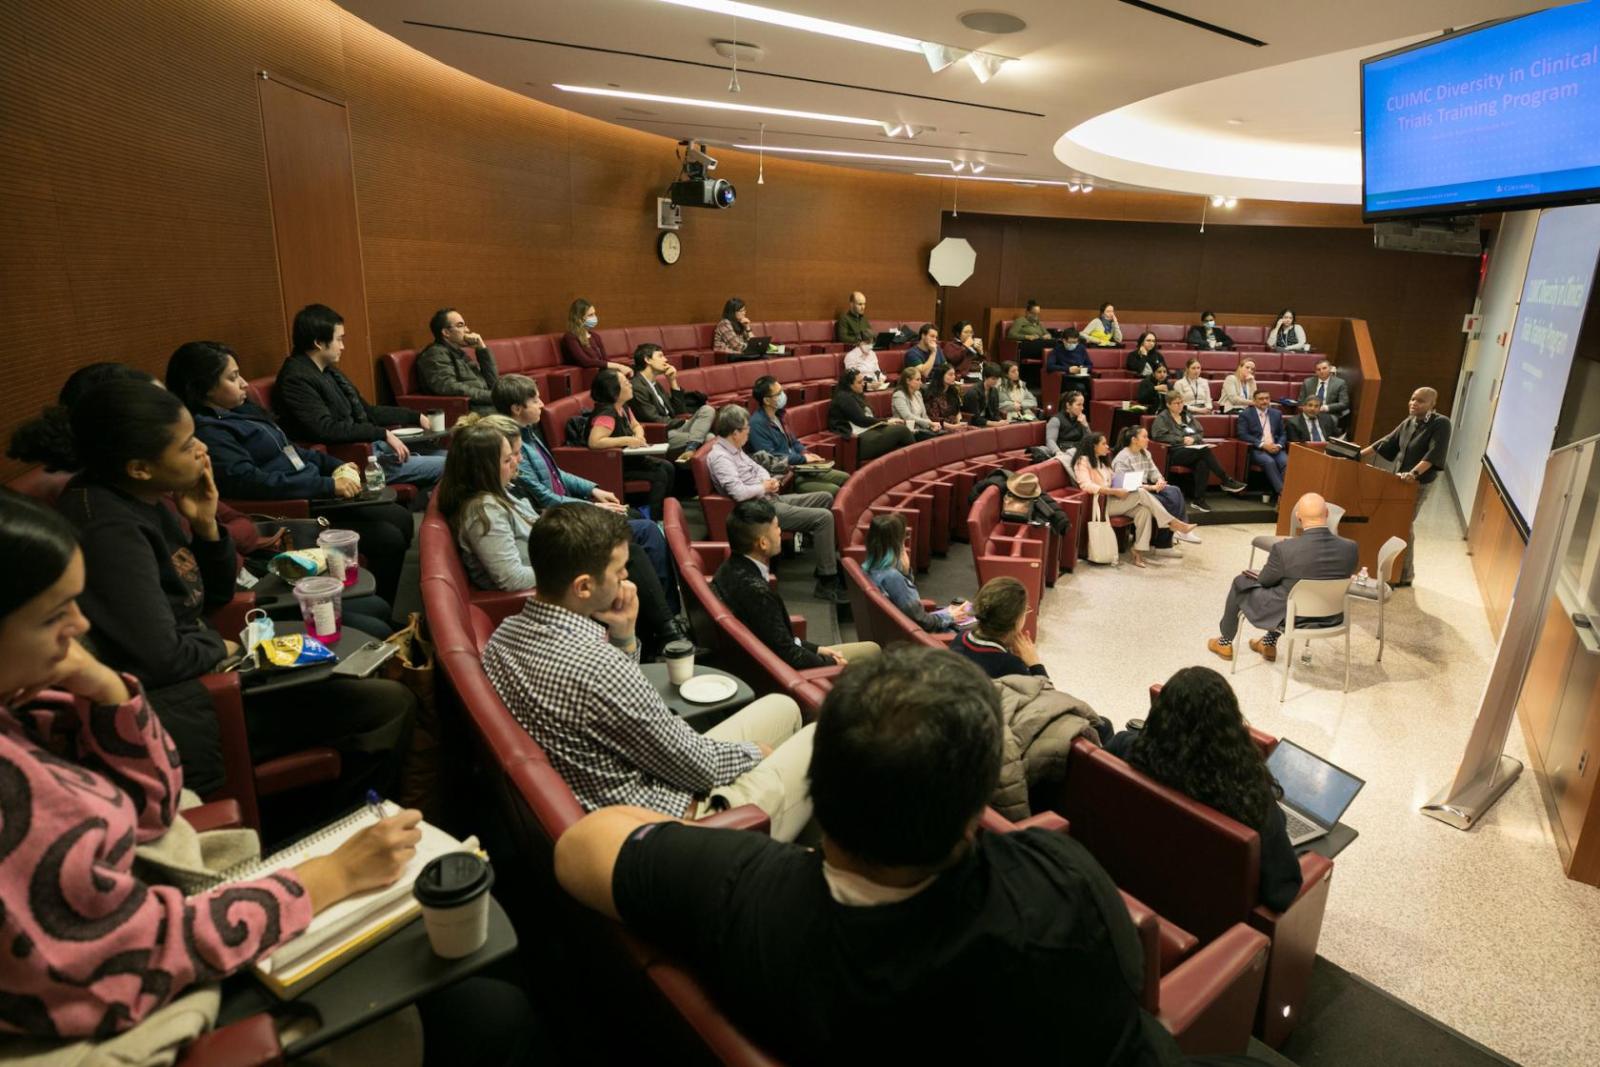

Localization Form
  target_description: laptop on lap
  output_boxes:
[1265,739,1365,846]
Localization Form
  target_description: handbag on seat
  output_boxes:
[1086,494,1118,565]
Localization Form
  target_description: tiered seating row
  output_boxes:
[994,319,1319,365]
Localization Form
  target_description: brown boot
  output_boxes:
[1249,637,1278,662]
[1207,638,1234,661]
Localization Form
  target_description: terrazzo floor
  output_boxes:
[1029,486,1600,1067]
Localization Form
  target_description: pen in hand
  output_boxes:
[366,789,387,823]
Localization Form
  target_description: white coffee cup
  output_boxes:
[426,409,446,433]
[412,853,494,959]
[663,639,695,686]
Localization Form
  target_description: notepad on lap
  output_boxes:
[623,442,670,456]
[188,801,475,998]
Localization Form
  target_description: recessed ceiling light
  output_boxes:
[918,172,1077,187]
[553,84,882,127]
[959,11,1028,34]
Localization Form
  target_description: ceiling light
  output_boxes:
[1210,194,1226,207]
[553,85,882,127]
[969,163,986,174]
[918,173,1078,187]
[950,161,967,172]
[1068,182,1081,192]
[920,42,968,72]
[1224,197,1237,208]
[882,123,904,137]
[657,0,921,52]
[1081,183,1093,193]
[966,52,1009,83]
[725,144,953,165]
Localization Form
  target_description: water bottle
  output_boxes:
[364,455,386,493]
[1357,565,1370,589]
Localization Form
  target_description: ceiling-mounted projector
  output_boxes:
[670,178,736,209]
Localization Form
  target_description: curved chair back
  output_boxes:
[1375,533,1405,583]
[1286,577,1351,620]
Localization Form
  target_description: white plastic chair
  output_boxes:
[1248,503,1346,569]
[1276,578,1354,701]
[1345,536,1407,661]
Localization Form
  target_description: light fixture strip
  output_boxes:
[656,0,921,52]
[553,84,882,126]
[725,143,959,166]
[916,172,1077,187]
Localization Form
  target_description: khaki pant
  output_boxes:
[828,641,881,663]
[1104,487,1180,551]
[698,694,814,841]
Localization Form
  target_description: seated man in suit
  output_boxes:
[704,404,846,603]
[1236,388,1289,500]
[1297,359,1350,429]
[1285,394,1337,445]
[962,362,1006,425]
[484,504,815,840]
[552,645,1188,1064]
[1361,386,1452,585]
[1208,493,1359,662]
[628,343,715,454]
[1185,311,1235,350]
[712,499,880,672]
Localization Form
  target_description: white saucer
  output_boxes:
[679,675,739,704]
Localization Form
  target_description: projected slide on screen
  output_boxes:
[1363,3,1600,217]
[1485,204,1600,528]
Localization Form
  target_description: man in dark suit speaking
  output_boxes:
[1207,493,1359,663]
[1361,386,1451,585]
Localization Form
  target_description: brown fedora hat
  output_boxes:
[1005,472,1042,500]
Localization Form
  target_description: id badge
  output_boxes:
[283,445,305,471]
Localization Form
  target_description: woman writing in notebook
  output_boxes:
[0,489,421,1040]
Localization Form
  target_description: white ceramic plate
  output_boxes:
[393,427,426,438]
[679,674,739,704]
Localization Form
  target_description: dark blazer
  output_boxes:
[1136,378,1171,409]
[1125,349,1168,377]
[1236,405,1286,450]
[1285,411,1338,444]
[628,373,688,424]
[1238,526,1360,630]
[274,352,415,444]
[194,402,343,500]
[1150,409,1204,448]
[711,554,830,670]
[961,385,1003,426]
[1372,413,1452,484]
[828,390,880,436]
[1185,324,1236,350]
[1297,375,1350,419]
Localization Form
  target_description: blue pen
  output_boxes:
[366,789,386,823]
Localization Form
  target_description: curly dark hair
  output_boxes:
[1127,666,1282,830]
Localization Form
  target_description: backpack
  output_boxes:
[563,408,593,446]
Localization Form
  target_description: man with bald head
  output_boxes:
[1362,386,1451,585]
[836,291,874,345]
[1208,492,1360,663]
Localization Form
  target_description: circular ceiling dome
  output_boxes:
[958,11,1027,34]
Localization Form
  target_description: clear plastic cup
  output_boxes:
[293,576,344,644]
[317,529,360,587]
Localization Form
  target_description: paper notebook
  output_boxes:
[623,442,670,456]
[188,801,475,998]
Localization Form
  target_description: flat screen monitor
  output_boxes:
[1362,3,1600,221]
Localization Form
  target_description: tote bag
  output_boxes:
[1086,493,1118,565]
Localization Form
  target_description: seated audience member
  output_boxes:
[443,417,686,656]
[713,297,757,359]
[1135,362,1172,409]
[587,369,674,520]
[952,576,1044,677]
[1173,356,1214,413]
[165,341,414,605]
[706,405,846,603]
[1109,666,1303,912]
[561,298,632,377]
[1186,311,1235,350]
[1218,356,1259,413]
[1286,393,1337,444]
[275,303,444,489]
[835,290,873,345]
[415,306,499,414]
[54,381,414,810]
[1112,425,1196,550]
[1297,358,1350,428]
[629,343,715,453]
[829,369,914,461]
[948,319,984,374]
[843,337,888,389]
[1082,302,1123,348]
[961,362,1006,426]
[1152,391,1247,511]
[0,491,443,1042]
[891,364,939,438]
[1237,388,1289,499]
[1074,432,1200,567]
[864,513,968,633]
[1045,327,1095,402]
[749,376,849,496]
[903,323,944,369]
[923,362,966,426]
[1125,331,1166,377]
[484,505,815,841]
[714,499,880,669]
[492,375,679,613]
[1005,299,1049,341]
[1271,308,1312,352]
[1042,390,1091,457]
[1207,492,1359,662]
[553,645,1184,1064]
[997,361,1039,419]
[1360,386,1451,585]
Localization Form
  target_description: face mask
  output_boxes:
[774,390,788,410]
[583,315,598,328]
[1203,321,1215,329]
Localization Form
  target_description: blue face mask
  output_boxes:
[583,315,598,329]
[774,390,788,410]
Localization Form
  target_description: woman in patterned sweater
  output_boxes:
[0,490,420,1039]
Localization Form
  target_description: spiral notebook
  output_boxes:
[189,800,475,998]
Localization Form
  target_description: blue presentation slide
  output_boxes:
[1485,203,1600,527]
[1364,3,1600,214]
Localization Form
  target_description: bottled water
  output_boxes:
[364,456,386,492]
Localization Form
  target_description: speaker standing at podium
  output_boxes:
[1360,387,1451,585]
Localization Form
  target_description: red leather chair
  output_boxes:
[1230,325,1267,349]
[174,1013,284,1067]
[1051,738,1334,1046]
[536,393,663,500]
[840,558,951,650]
[418,492,531,626]
[966,486,1047,638]
[1149,324,1186,343]
[687,440,736,542]
[379,348,472,422]
[787,399,854,471]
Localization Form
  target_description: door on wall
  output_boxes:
[256,73,373,397]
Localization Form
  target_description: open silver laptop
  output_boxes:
[1265,739,1365,846]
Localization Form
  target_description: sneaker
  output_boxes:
[1189,501,1211,513]
[1221,479,1247,493]
[1175,529,1203,544]
[813,579,848,604]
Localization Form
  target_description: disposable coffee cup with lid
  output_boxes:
[662,638,695,686]
[412,852,495,959]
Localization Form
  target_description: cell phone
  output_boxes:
[331,640,398,678]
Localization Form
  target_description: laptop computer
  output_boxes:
[741,335,772,356]
[1265,738,1365,846]
[873,331,902,349]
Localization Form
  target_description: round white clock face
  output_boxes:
[658,231,682,265]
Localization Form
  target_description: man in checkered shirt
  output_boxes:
[484,504,815,840]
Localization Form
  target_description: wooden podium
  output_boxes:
[1276,444,1416,581]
